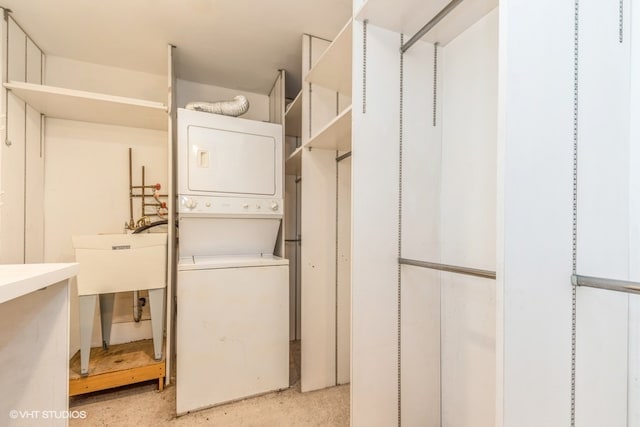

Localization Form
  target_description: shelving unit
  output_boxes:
[285,91,302,137]
[285,105,351,177]
[297,24,353,393]
[285,147,302,175]
[307,106,352,151]
[356,0,497,45]
[4,81,168,130]
[304,19,353,95]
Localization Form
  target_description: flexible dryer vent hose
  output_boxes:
[185,95,250,117]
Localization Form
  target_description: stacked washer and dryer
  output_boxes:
[176,108,289,414]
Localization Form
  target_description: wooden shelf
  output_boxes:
[356,0,497,46]
[304,19,352,95]
[285,91,302,137]
[285,146,302,175]
[4,81,168,131]
[307,106,352,151]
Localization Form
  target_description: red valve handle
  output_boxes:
[154,183,161,190]
[161,202,167,209]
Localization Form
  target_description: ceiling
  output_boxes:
[2,0,352,99]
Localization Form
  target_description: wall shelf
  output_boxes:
[4,81,168,130]
[356,0,497,46]
[307,106,352,151]
[285,91,302,137]
[285,146,302,175]
[304,19,352,95]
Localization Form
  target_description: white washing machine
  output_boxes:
[176,255,288,414]
[175,109,289,414]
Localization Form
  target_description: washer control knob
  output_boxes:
[205,202,211,207]
[256,204,262,210]
[184,198,198,210]
[243,203,249,209]
[270,201,279,211]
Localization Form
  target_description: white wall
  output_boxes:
[44,57,168,354]
[45,56,166,102]
[44,119,167,353]
[0,17,45,264]
[176,79,269,122]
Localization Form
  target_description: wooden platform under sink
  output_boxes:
[69,339,165,396]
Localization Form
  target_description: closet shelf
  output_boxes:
[285,146,302,175]
[306,106,352,151]
[356,0,497,46]
[304,19,352,95]
[285,91,302,138]
[4,81,168,131]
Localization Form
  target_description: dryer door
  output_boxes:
[187,125,276,196]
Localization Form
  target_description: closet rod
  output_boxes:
[399,257,496,279]
[572,274,640,295]
[336,151,352,162]
[401,0,464,53]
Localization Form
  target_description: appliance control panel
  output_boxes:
[178,195,283,216]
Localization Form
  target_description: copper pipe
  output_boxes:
[128,148,134,229]
[131,184,161,190]
[141,165,145,221]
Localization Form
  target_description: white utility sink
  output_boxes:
[72,233,167,295]
[72,232,167,375]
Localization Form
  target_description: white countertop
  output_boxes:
[0,263,79,304]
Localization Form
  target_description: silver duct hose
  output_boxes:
[185,95,250,117]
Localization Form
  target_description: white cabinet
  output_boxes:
[0,263,78,427]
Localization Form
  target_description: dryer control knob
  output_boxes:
[243,203,249,209]
[270,201,279,211]
[184,198,198,209]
